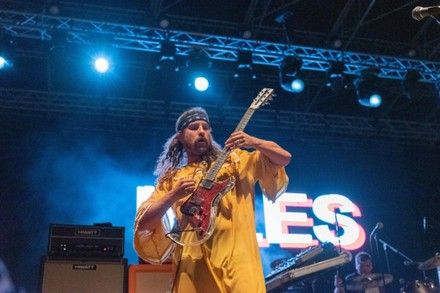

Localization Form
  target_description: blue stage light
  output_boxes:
[369,94,382,107]
[0,56,7,69]
[291,78,305,93]
[94,57,110,73]
[194,76,209,92]
[355,68,383,108]
[280,56,305,94]
[358,93,382,108]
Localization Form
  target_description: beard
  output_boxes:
[193,137,210,155]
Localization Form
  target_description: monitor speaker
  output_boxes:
[40,258,127,293]
[128,264,173,293]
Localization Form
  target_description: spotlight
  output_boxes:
[186,49,212,92]
[242,30,252,39]
[234,50,256,80]
[401,69,422,99]
[354,68,383,108]
[368,94,382,107]
[326,61,350,93]
[290,79,305,93]
[156,41,177,71]
[47,1,60,15]
[159,19,170,29]
[194,76,209,92]
[407,48,417,58]
[0,34,15,70]
[0,56,10,70]
[333,39,343,48]
[279,56,304,93]
[94,57,110,73]
[49,29,68,51]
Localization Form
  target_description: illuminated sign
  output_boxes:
[137,187,366,250]
[257,192,365,250]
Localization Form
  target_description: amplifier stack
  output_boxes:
[40,223,127,293]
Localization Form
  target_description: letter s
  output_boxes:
[312,194,366,250]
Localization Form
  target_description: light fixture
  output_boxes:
[186,49,212,92]
[234,50,256,80]
[94,56,110,73]
[326,61,350,93]
[354,68,383,108]
[0,56,8,70]
[156,40,178,71]
[0,34,14,70]
[279,56,304,93]
[46,0,60,15]
[401,69,422,99]
[159,19,170,29]
[242,30,252,39]
[194,76,209,92]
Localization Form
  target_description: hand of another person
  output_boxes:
[334,273,344,288]
[225,131,259,150]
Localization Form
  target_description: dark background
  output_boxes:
[1,1,440,292]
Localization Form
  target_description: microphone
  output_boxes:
[369,222,384,237]
[412,6,440,21]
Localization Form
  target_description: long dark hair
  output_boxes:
[154,128,222,182]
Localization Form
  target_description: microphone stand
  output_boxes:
[334,208,346,292]
[377,238,426,283]
[334,208,342,253]
[371,233,390,292]
[380,238,393,292]
[370,231,381,276]
[377,238,415,264]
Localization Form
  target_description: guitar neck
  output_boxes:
[204,107,256,182]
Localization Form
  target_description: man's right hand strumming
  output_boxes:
[171,179,196,200]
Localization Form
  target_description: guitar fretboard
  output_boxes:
[204,107,256,182]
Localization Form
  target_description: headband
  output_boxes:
[175,108,210,132]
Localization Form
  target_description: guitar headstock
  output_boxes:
[249,88,274,110]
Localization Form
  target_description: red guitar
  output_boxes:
[167,88,274,246]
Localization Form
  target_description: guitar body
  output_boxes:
[180,177,235,240]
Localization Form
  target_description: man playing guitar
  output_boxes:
[134,92,291,292]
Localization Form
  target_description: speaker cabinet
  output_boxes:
[40,258,127,293]
[128,264,173,293]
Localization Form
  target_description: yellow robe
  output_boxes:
[134,149,289,293]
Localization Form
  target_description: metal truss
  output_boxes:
[1,9,440,84]
[0,88,438,146]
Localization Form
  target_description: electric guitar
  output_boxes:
[167,88,274,246]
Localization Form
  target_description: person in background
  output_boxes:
[334,251,389,293]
